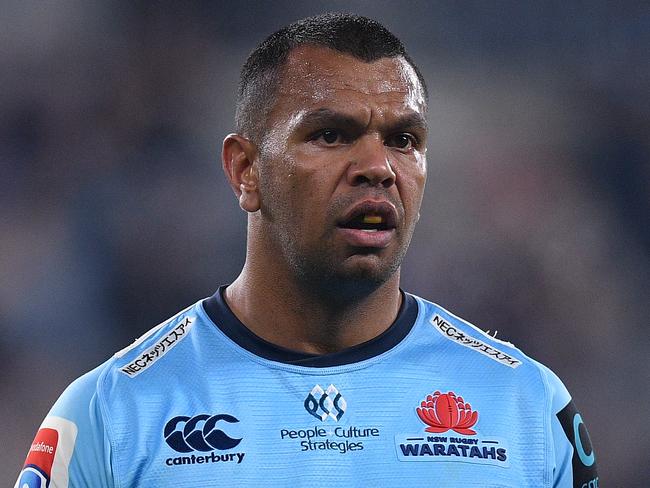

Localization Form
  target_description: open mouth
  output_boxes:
[338,214,391,232]
[336,201,398,235]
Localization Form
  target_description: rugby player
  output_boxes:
[16,13,598,487]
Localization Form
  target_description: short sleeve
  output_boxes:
[539,363,599,488]
[15,365,115,488]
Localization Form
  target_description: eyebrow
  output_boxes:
[296,108,428,134]
[391,112,429,132]
[297,109,366,133]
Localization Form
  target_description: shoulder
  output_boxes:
[112,304,198,379]
[409,293,570,400]
[52,301,204,417]
[411,294,527,368]
[409,294,598,484]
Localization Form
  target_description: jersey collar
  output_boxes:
[202,285,418,367]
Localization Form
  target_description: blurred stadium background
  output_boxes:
[1,1,648,485]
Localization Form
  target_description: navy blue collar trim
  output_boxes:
[202,285,418,368]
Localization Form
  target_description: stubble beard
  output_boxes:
[269,212,414,305]
[293,243,407,303]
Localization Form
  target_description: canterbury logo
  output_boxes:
[164,414,242,453]
[304,384,347,421]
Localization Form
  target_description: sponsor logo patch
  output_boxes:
[163,413,245,466]
[15,417,78,488]
[395,390,509,467]
[556,401,598,487]
[430,314,521,368]
[25,428,58,477]
[304,384,347,421]
[120,316,194,377]
[279,384,381,454]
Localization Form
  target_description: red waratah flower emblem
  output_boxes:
[416,390,479,435]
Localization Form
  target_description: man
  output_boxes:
[16,13,598,487]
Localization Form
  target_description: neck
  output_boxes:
[225,261,402,355]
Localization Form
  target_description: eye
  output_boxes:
[385,133,417,150]
[312,129,343,145]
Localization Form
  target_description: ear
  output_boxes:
[222,133,260,212]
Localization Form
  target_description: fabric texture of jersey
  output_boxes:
[16,289,598,487]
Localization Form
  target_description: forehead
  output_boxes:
[270,45,426,121]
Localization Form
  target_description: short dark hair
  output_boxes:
[235,13,428,143]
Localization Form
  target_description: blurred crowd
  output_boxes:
[1,1,648,485]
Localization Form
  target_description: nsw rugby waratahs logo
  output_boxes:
[416,390,479,435]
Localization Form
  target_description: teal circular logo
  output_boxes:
[573,413,595,467]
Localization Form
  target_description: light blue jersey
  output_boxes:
[16,289,598,487]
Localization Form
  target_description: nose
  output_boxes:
[346,136,396,188]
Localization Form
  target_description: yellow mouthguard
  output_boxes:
[363,215,383,224]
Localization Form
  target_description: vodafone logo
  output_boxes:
[22,428,58,483]
[15,417,77,488]
[30,440,55,455]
